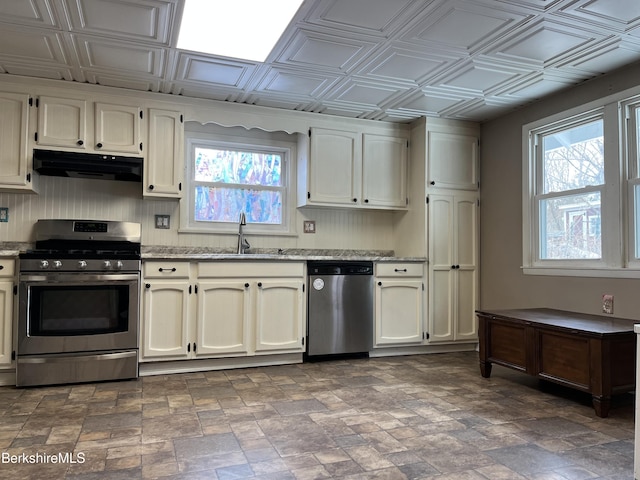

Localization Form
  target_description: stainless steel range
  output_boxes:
[17,219,141,387]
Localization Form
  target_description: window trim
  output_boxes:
[179,130,296,236]
[521,92,636,278]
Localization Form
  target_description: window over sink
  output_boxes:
[181,125,294,235]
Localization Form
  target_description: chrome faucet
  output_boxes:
[237,212,250,254]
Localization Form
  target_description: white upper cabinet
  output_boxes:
[36,96,87,149]
[427,128,479,190]
[362,134,408,208]
[94,103,142,154]
[35,96,142,155]
[300,127,408,210]
[0,92,35,192]
[307,127,361,206]
[145,108,184,198]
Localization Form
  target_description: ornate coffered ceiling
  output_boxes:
[1,0,639,122]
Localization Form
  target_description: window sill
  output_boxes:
[522,266,640,279]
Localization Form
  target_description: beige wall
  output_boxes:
[480,60,640,320]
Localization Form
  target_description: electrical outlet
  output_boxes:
[155,214,170,229]
[602,294,614,314]
[0,208,7,222]
[303,220,316,233]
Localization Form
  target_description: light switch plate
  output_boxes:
[303,220,316,233]
[155,214,170,229]
[0,208,8,222]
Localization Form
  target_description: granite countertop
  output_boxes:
[0,242,426,263]
[142,246,426,263]
[0,242,31,257]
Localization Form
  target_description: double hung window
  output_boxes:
[183,131,292,233]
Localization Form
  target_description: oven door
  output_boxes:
[18,273,139,355]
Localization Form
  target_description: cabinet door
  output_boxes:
[374,279,423,345]
[427,130,478,190]
[454,195,479,341]
[428,194,455,342]
[428,192,478,343]
[0,281,13,368]
[196,281,250,356]
[94,103,141,154]
[362,134,407,208]
[254,280,304,353]
[0,92,31,189]
[141,282,190,360]
[37,96,87,149]
[145,109,184,198]
[308,127,360,205]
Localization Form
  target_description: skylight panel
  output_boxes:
[177,0,304,62]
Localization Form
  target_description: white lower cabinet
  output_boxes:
[141,261,306,362]
[373,263,425,347]
[141,262,191,360]
[0,258,15,368]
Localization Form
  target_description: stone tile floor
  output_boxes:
[0,352,634,479]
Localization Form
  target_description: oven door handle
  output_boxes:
[20,273,140,283]
[18,350,137,364]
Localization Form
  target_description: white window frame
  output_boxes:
[180,130,295,235]
[622,95,640,269]
[522,97,629,278]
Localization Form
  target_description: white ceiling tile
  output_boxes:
[331,80,406,106]
[306,0,418,35]
[493,20,600,65]
[63,0,176,44]
[175,53,255,88]
[276,29,376,73]
[400,1,531,53]
[83,73,162,92]
[254,68,338,97]
[0,63,72,80]
[557,0,640,31]
[499,71,579,100]
[0,0,58,28]
[0,25,67,62]
[74,35,165,77]
[561,39,640,72]
[438,61,522,94]
[357,45,456,84]
[396,89,466,116]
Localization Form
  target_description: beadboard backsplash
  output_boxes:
[0,175,395,251]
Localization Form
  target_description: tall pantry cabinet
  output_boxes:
[398,117,480,346]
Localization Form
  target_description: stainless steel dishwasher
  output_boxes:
[307,261,373,357]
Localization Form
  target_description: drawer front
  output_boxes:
[375,263,423,277]
[143,261,190,278]
[198,261,304,278]
[0,259,15,278]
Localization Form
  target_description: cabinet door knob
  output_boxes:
[430,181,435,185]
[257,282,263,287]
[145,283,150,289]
[0,266,4,270]
[353,198,357,203]
[378,281,382,286]
[244,283,250,288]
[96,142,103,149]
[148,184,155,190]
[77,140,84,146]
[364,199,369,203]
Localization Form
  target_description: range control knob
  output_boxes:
[78,260,88,269]
[115,260,124,270]
[103,260,112,269]
[53,260,63,269]
[40,260,49,269]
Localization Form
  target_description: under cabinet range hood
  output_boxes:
[33,149,143,182]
